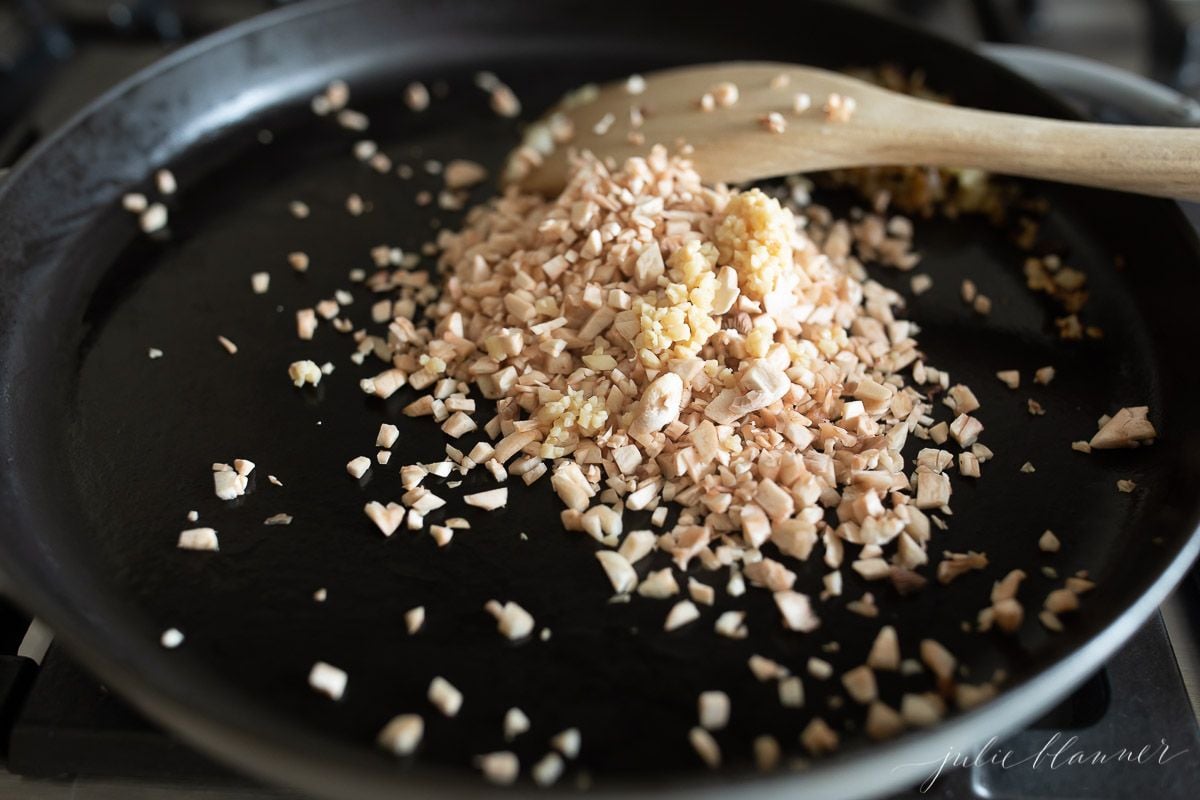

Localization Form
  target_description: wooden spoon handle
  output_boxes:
[890,102,1200,201]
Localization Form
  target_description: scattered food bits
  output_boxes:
[122,192,148,213]
[251,272,270,294]
[778,676,804,708]
[308,661,348,700]
[1034,366,1056,385]
[377,714,423,756]
[443,159,488,189]
[711,81,739,107]
[264,513,293,526]
[288,359,322,387]
[139,203,168,233]
[313,588,327,602]
[823,93,856,122]
[486,600,535,641]
[1071,440,1092,453]
[748,654,789,682]
[217,335,238,355]
[464,487,508,510]
[364,501,405,537]
[288,251,310,272]
[405,606,425,634]
[753,736,781,772]
[155,169,177,195]
[698,690,730,731]
[1117,479,1137,493]
[504,707,531,741]
[792,92,812,114]
[212,465,247,500]
[1027,398,1045,416]
[476,752,519,786]
[531,752,565,787]
[160,628,184,648]
[428,676,463,717]
[800,717,839,755]
[910,274,933,295]
[404,81,430,112]
[148,347,163,359]
[1038,530,1061,552]
[490,84,522,118]
[596,551,637,594]
[665,600,700,631]
[688,726,721,768]
[288,201,310,219]
[996,370,1020,389]
[551,728,581,759]
[759,112,786,134]
[1020,461,1036,473]
[346,456,372,479]
[376,424,400,449]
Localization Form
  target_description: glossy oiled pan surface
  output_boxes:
[1,1,1198,797]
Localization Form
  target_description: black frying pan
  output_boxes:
[1,1,1199,797]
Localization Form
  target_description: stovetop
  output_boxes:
[3,2,1200,798]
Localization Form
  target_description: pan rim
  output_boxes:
[1,0,1199,797]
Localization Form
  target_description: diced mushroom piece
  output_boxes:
[774,590,820,632]
[177,527,219,551]
[405,606,425,634]
[996,370,1020,389]
[475,752,519,786]
[636,568,679,599]
[754,736,781,772]
[428,676,463,717]
[346,456,371,479]
[841,665,877,704]
[364,501,405,537]
[698,690,730,730]
[867,625,900,671]
[288,359,322,387]
[551,461,594,511]
[551,727,581,759]
[377,424,400,448]
[464,488,508,510]
[919,639,956,681]
[504,707,530,740]
[865,701,905,741]
[800,717,839,756]
[1039,530,1061,552]
[778,676,804,708]
[901,693,946,728]
[531,752,564,787]
[486,600,535,640]
[665,600,700,631]
[949,413,984,447]
[748,654,789,681]
[308,661,347,700]
[1090,406,1156,449]
[160,628,184,648]
[1034,366,1056,385]
[688,727,721,769]
[595,551,638,594]
[715,611,748,639]
[629,372,683,436]
[377,714,423,756]
[915,471,951,509]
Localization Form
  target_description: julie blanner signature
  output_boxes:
[891,732,1189,792]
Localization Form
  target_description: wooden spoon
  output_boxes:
[515,61,1200,200]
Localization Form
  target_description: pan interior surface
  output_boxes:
[2,1,1199,796]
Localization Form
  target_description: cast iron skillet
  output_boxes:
[1,0,1198,797]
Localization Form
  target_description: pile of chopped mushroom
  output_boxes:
[356,145,969,631]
